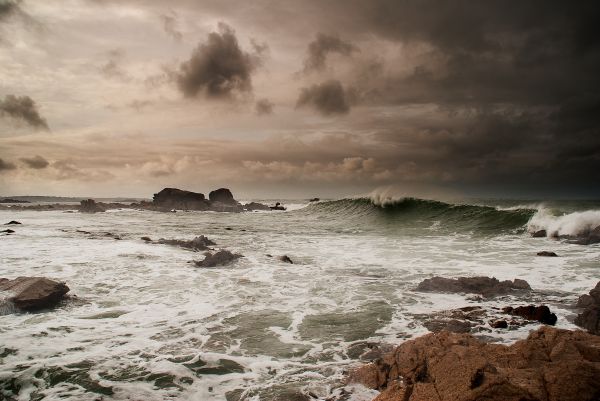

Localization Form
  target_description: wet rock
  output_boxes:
[309,198,320,202]
[416,276,531,297]
[575,281,600,335]
[79,199,105,213]
[490,319,508,328]
[195,250,242,267]
[1,229,15,234]
[502,305,557,325]
[140,236,152,242]
[563,225,600,245]
[5,221,21,225]
[531,229,547,237]
[209,188,236,205]
[152,188,209,211]
[537,251,558,257]
[352,326,600,401]
[243,201,271,211]
[157,235,215,251]
[423,318,474,333]
[278,255,294,264]
[0,277,69,311]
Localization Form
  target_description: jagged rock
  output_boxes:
[79,199,105,213]
[0,277,69,311]
[195,250,242,267]
[278,255,294,264]
[575,281,600,335]
[531,229,547,237]
[350,326,600,401]
[5,221,21,225]
[243,202,271,211]
[209,188,236,205]
[502,305,557,325]
[537,251,558,257]
[152,188,209,211]
[416,276,531,297]
[157,236,215,251]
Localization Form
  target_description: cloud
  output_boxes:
[100,49,130,81]
[255,98,273,115]
[0,95,48,129]
[0,0,18,21]
[303,33,358,73]
[160,12,182,42]
[20,155,49,169]
[176,23,260,99]
[296,80,353,115]
[0,157,16,171]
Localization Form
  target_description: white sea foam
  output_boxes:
[527,207,600,236]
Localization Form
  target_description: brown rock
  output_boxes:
[531,229,547,237]
[490,319,508,329]
[352,326,600,401]
[416,276,531,297]
[278,255,294,264]
[0,277,70,311]
[575,281,600,335]
[502,305,558,325]
[537,251,558,257]
[195,250,242,267]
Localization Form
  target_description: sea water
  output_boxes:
[1,197,599,400]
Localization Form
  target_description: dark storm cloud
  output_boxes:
[20,155,49,169]
[303,33,358,73]
[0,158,16,171]
[296,80,353,115]
[0,0,18,20]
[0,95,49,129]
[255,98,273,115]
[176,23,259,98]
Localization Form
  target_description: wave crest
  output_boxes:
[527,208,600,237]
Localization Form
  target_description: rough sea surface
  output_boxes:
[1,197,599,400]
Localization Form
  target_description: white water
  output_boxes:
[0,205,599,401]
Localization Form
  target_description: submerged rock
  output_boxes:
[278,255,294,264]
[1,229,15,234]
[537,251,558,257]
[575,281,600,335]
[0,277,69,311]
[502,305,557,325]
[195,250,242,267]
[79,199,105,213]
[157,235,216,251]
[243,202,271,211]
[416,276,531,297]
[351,326,600,401]
[5,221,21,225]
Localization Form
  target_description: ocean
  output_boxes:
[1,196,599,400]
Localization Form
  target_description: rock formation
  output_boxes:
[156,235,216,251]
[209,188,236,205]
[0,277,70,312]
[502,305,557,325]
[416,276,531,297]
[350,326,600,401]
[537,251,558,257]
[152,188,209,211]
[79,199,105,213]
[243,202,271,211]
[575,281,600,335]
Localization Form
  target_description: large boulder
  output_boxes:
[152,188,209,210]
[416,276,531,298]
[502,305,557,325]
[209,188,237,205]
[350,326,600,401]
[195,250,242,267]
[0,277,69,311]
[575,281,600,335]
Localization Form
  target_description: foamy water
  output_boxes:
[0,199,599,400]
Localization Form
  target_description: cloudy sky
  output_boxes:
[0,0,599,198]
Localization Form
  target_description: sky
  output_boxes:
[0,0,599,199]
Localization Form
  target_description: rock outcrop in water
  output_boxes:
[155,235,216,251]
[5,220,21,225]
[416,276,531,297]
[0,277,69,311]
[351,326,600,401]
[209,188,236,205]
[575,281,600,335]
[502,305,557,325]
[563,225,600,245]
[79,199,105,213]
[243,202,271,211]
[151,187,243,212]
[537,251,558,257]
[195,250,242,267]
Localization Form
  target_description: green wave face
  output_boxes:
[301,197,537,235]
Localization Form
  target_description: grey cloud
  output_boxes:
[255,98,273,115]
[161,13,182,42]
[0,0,18,21]
[20,155,49,169]
[0,95,49,129]
[296,80,352,115]
[0,157,16,171]
[303,33,358,73]
[176,23,259,98]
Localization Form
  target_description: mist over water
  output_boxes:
[1,197,599,400]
